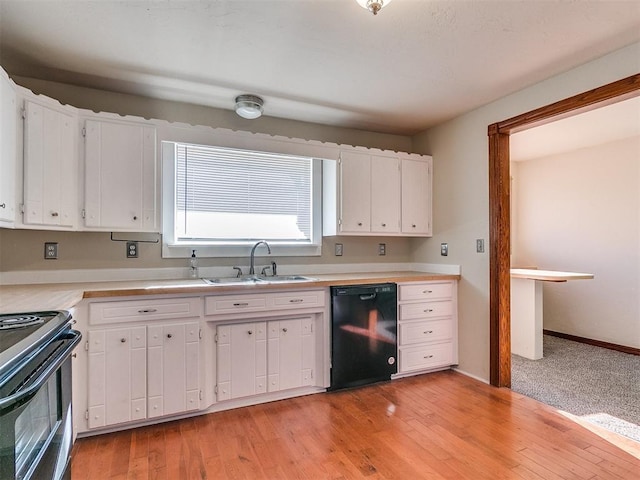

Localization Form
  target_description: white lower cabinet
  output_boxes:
[87,321,200,429]
[216,316,315,401]
[87,326,147,429]
[396,281,458,376]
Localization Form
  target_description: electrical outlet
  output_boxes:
[476,238,485,253]
[127,241,138,258]
[44,242,58,260]
[378,243,386,256]
[440,243,448,256]
[335,243,343,256]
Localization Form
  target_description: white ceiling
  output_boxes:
[511,96,640,162]
[0,1,639,136]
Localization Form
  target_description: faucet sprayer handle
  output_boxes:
[233,266,243,278]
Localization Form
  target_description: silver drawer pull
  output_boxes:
[357,222,363,226]
[138,308,157,313]
[424,330,433,334]
[120,338,127,343]
[423,355,434,359]
[422,290,433,294]
[424,309,434,313]
[289,299,304,303]
[0,203,5,208]
[282,327,288,333]
[247,330,253,335]
[381,223,386,227]
[51,211,59,217]
[233,302,249,307]
[167,333,172,339]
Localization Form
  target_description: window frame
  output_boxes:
[161,141,323,258]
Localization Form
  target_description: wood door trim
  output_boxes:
[488,73,640,387]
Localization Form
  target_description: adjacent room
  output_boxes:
[510,97,640,442]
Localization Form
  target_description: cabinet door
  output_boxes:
[84,119,156,231]
[87,326,147,429]
[0,71,17,224]
[216,322,267,401]
[267,317,314,392]
[401,158,432,235]
[23,101,77,227]
[371,155,400,234]
[339,151,371,233]
[148,322,200,417]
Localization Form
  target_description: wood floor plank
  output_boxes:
[72,371,640,479]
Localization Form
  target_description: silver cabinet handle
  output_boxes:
[423,355,433,359]
[133,215,138,220]
[51,212,59,217]
[424,309,434,313]
[382,223,386,227]
[282,328,288,333]
[422,290,433,294]
[289,299,303,303]
[247,330,253,335]
[424,330,433,334]
[233,302,249,307]
[357,222,363,226]
[167,333,172,339]
[412,224,416,228]
[0,203,5,208]
[120,338,127,343]
[138,308,157,313]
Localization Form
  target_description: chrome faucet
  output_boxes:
[249,240,271,275]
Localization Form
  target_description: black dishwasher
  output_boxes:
[329,283,397,391]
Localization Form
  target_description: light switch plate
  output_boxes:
[440,243,448,256]
[335,243,343,256]
[378,243,386,256]
[476,238,485,253]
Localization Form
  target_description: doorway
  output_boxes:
[487,73,640,387]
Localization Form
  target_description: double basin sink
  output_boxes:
[203,275,317,286]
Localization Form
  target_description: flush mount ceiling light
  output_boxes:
[356,0,393,15]
[234,94,264,119]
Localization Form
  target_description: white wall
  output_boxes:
[512,136,640,348]
[411,42,640,381]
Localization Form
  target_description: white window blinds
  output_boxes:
[175,143,313,243]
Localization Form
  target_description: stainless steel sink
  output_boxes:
[203,275,317,286]
[202,276,260,286]
[255,275,317,283]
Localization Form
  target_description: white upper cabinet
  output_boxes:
[23,100,78,228]
[338,150,371,233]
[371,155,400,234]
[0,69,17,226]
[83,118,157,232]
[323,149,431,237]
[401,157,432,236]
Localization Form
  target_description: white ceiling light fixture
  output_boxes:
[356,0,394,15]
[234,94,264,119]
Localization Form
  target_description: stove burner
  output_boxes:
[0,314,45,330]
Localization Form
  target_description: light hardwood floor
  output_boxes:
[71,371,640,479]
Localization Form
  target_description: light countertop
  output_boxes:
[0,271,460,314]
[510,268,594,282]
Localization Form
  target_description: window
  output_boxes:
[162,142,322,257]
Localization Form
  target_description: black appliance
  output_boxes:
[0,310,81,480]
[330,283,397,391]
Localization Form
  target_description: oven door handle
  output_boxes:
[0,330,82,410]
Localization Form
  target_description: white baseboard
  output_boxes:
[452,367,490,384]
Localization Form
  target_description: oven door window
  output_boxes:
[14,373,60,480]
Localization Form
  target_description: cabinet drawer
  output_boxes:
[399,301,452,320]
[399,319,452,346]
[205,289,325,316]
[89,297,202,325]
[205,295,268,315]
[399,282,452,302]
[270,290,324,309]
[399,342,453,373]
